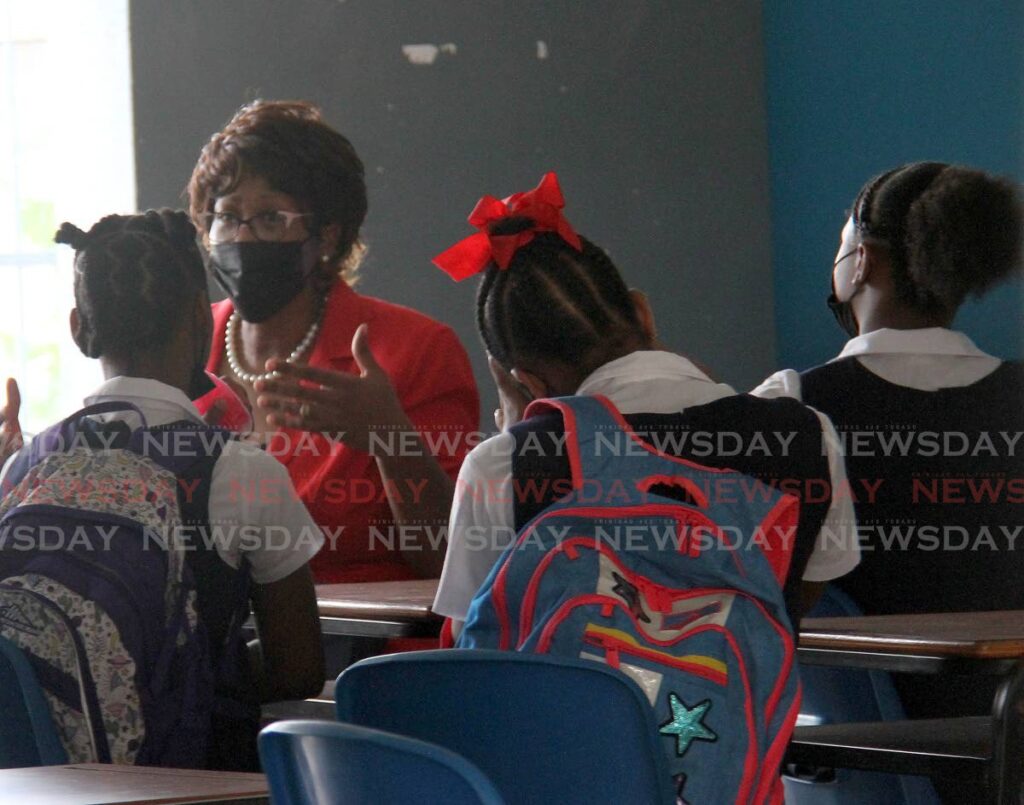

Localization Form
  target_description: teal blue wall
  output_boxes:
[763,1,1024,371]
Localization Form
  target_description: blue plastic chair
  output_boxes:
[335,649,676,805]
[258,719,504,805]
[784,586,940,804]
[0,635,67,767]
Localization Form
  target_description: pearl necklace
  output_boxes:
[225,307,322,384]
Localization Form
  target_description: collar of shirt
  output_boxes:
[832,327,1001,391]
[574,350,736,415]
[83,376,204,428]
[836,327,994,360]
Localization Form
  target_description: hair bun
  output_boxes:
[904,167,1023,308]
[54,222,89,250]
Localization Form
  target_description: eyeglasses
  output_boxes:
[204,210,313,243]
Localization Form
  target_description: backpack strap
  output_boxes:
[60,401,148,430]
[52,402,147,452]
[153,422,258,751]
[6,402,149,486]
[146,421,250,660]
[523,395,733,507]
[157,426,260,768]
[524,394,636,490]
[520,395,800,593]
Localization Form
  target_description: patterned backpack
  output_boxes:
[0,402,244,767]
[458,396,802,804]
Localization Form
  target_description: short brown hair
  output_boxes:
[188,99,368,286]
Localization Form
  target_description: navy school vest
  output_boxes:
[801,357,1024,616]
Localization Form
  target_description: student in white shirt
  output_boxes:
[755,161,1022,402]
[430,174,859,638]
[3,210,325,769]
[752,163,1023,742]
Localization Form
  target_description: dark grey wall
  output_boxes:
[131,0,775,422]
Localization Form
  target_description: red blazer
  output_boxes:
[209,281,480,583]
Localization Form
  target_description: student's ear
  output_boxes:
[852,243,868,285]
[69,308,86,352]
[630,289,657,345]
[854,241,887,286]
[510,367,549,401]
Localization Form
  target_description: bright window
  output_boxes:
[0,0,135,434]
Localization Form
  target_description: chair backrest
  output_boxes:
[335,650,675,805]
[0,635,67,767]
[258,719,504,805]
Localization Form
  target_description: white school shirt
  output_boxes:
[433,350,860,622]
[1,376,323,585]
[752,328,1003,398]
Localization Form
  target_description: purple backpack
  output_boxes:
[458,396,801,804]
[0,402,239,766]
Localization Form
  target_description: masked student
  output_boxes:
[427,174,863,803]
[753,162,1023,725]
[0,211,324,771]
[430,172,860,641]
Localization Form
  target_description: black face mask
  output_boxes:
[827,275,860,338]
[208,239,320,323]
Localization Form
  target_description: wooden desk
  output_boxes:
[792,610,1024,805]
[798,610,1024,674]
[247,579,442,641]
[316,579,442,639]
[0,764,267,804]
[313,579,442,678]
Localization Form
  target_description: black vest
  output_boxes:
[801,358,1024,616]
[801,357,1024,721]
[509,393,832,628]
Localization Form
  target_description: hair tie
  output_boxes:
[433,172,583,281]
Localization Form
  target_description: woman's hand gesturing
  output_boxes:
[254,324,408,452]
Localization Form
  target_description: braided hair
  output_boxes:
[476,216,644,385]
[55,210,207,359]
[852,162,1022,315]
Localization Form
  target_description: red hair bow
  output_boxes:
[433,172,583,281]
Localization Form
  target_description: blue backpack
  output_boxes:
[0,402,247,767]
[458,396,802,804]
